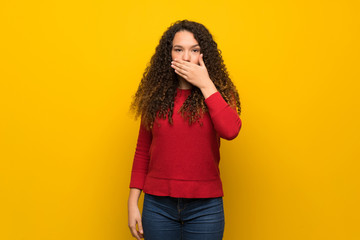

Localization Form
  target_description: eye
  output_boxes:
[174,49,182,52]
[193,49,200,52]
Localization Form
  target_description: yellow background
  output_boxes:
[1,0,359,239]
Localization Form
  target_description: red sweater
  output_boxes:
[129,88,242,198]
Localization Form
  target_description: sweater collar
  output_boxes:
[176,87,191,97]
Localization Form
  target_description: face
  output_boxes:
[171,30,201,65]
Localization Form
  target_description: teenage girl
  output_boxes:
[127,19,242,240]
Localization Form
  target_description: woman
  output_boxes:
[128,19,242,240]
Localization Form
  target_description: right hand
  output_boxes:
[128,203,144,240]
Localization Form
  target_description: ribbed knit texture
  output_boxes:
[129,88,242,198]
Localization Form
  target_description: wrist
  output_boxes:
[128,201,138,208]
[128,197,139,206]
[200,80,217,99]
[128,188,141,206]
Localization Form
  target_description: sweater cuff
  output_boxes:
[129,171,147,190]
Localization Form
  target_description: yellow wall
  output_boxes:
[1,0,359,239]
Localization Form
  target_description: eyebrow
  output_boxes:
[173,44,200,48]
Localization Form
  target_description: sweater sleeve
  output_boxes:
[129,118,152,189]
[204,91,242,140]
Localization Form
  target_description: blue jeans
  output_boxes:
[142,193,225,240]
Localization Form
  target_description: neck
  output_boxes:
[178,77,192,90]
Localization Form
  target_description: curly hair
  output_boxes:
[129,19,242,131]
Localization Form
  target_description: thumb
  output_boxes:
[199,53,205,66]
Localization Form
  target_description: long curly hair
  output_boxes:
[130,19,241,131]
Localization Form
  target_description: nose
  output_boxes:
[182,50,190,62]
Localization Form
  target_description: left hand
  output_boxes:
[171,54,212,89]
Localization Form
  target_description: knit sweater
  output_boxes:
[129,88,242,198]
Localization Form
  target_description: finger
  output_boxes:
[175,59,193,69]
[138,219,144,235]
[130,226,141,240]
[172,61,189,72]
[199,53,205,66]
[174,69,188,79]
[137,231,144,239]
[171,64,188,77]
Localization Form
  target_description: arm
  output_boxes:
[201,82,242,140]
[128,118,152,239]
[129,118,152,189]
[171,55,242,139]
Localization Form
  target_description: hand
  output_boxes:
[171,54,212,89]
[128,203,144,240]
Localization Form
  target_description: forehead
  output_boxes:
[172,30,199,46]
